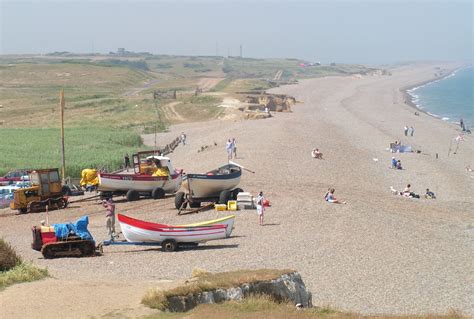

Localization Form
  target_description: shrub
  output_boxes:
[0,238,22,272]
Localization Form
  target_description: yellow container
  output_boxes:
[214,204,227,211]
[227,200,237,211]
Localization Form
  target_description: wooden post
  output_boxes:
[59,89,66,182]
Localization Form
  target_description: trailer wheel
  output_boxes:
[126,189,140,201]
[151,187,165,199]
[219,190,231,204]
[175,192,186,209]
[231,188,244,200]
[161,239,178,252]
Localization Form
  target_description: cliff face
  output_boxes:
[165,272,312,312]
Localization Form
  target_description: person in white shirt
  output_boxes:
[256,191,265,226]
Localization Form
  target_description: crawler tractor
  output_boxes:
[10,168,69,213]
[31,216,97,259]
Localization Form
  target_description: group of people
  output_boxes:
[225,138,237,160]
[404,125,415,137]
[391,157,403,170]
[391,184,436,199]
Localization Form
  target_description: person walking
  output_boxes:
[102,197,116,241]
[226,139,233,160]
[231,138,237,159]
[404,125,409,136]
[124,153,130,171]
[410,126,415,136]
[180,132,187,145]
[256,191,265,226]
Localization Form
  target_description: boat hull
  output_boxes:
[98,173,182,193]
[185,165,241,198]
[118,214,228,243]
[179,215,235,237]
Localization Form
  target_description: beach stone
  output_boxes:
[163,271,312,312]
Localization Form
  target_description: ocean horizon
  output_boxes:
[407,66,473,129]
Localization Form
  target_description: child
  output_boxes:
[256,191,265,226]
[102,198,116,241]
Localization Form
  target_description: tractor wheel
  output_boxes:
[151,187,165,200]
[19,208,28,214]
[28,201,43,213]
[55,198,68,209]
[231,188,244,200]
[41,244,55,259]
[126,189,140,201]
[78,241,95,257]
[161,239,178,252]
[175,192,186,209]
[219,190,231,204]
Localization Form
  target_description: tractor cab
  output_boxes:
[10,168,67,214]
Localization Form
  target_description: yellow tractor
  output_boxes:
[10,168,69,214]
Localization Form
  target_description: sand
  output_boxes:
[1,63,473,318]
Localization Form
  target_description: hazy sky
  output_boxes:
[1,0,472,64]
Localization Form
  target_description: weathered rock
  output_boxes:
[165,271,312,312]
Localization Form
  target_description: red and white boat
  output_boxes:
[98,151,183,201]
[117,214,229,244]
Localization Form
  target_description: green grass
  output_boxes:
[142,269,295,310]
[0,262,48,290]
[0,127,146,177]
[0,238,48,289]
[144,295,464,319]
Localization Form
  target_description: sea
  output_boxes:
[407,66,474,129]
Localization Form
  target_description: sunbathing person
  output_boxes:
[425,188,436,199]
[324,188,346,204]
[396,160,403,170]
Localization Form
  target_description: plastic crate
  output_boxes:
[214,204,227,211]
[227,200,237,211]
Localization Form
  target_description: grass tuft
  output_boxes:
[142,269,295,309]
[0,238,22,271]
[0,262,49,289]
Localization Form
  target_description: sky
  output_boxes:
[1,0,472,64]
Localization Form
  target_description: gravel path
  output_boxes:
[1,63,473,317]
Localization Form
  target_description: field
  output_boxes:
[0,127,143,176]
[0,53,374,176]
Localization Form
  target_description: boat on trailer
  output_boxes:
[98,150,183,201]
[175,163,243,209]
[112,213,232,252]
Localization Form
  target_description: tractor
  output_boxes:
[10,168,69,214]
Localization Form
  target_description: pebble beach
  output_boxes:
[1,63,473,318]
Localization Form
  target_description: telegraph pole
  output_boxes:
[59,89,66,181]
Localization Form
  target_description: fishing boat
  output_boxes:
[98,151,183,201]
[179,215,235,237]
[117,213,229,244]
[185,163,241,198]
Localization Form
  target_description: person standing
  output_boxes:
[226,139,233,160]
[256,191,265,226]
[102,198,116,241]
[180,132,187,145]
[231,138,237,159]
[124,153,130,171]
[410,126,415,136]
[404,125,408,136]
[460,118,465,131]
